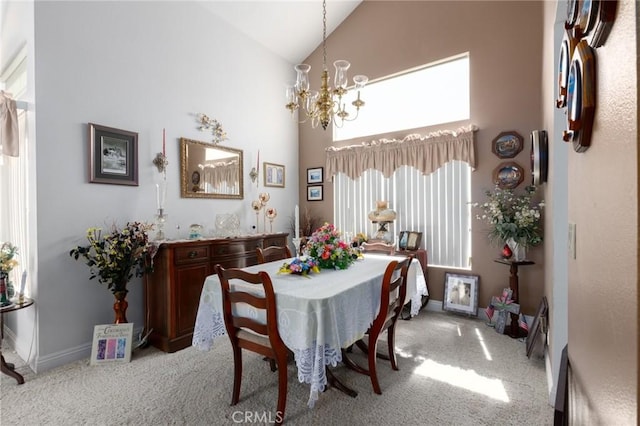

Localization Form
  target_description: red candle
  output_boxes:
[162,128,166,156]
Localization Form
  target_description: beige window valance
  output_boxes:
[325,125,477,180]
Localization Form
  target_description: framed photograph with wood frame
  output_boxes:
[491,131,523,159]
[307,185,323,201]
[443,272,479,316]
[89,123,138,186]
[263,162,285,188]
[307,167,323,184]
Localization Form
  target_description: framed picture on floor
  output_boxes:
[443,272,479,316]
[90,323,134,365]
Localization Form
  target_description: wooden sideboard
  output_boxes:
[144,232,288,352]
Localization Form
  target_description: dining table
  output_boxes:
[192,253,424,407]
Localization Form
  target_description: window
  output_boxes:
[332,54,472,269]
[334,54,470,141]
[1,50,30,294]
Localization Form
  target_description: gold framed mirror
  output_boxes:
[180,138,243,199]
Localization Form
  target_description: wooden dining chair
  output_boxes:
[216,265,289,425]
[360,241,396,255]
[342,255,413,395]
[256,245,292,264]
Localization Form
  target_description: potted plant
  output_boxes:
[472,185,544,261]
[70,221,154,323]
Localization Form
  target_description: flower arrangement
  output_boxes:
[69,221,154,294]
[306,223,356,270]
[0,242,19,278]
[278,256,320,277]
[351,232,368,247]
[472,185,544,248]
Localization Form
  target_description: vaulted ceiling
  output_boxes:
[199,1,362,64]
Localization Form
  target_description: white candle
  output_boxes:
[162,128,166,156]
[295,204,300,239]
[19,271,27,295]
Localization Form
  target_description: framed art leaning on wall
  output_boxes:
[442,272,479,316]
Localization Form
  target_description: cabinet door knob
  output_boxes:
[188,251,198,258]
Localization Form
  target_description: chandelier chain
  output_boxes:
[322,0,327,68]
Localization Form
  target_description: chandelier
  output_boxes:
[285,0,368,130]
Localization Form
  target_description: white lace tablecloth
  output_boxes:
[192,254,422,407]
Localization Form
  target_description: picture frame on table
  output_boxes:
[307,185,323,201]
[307,167,324,184]
[442,272,479,316]
[89,123,138,186]
[398,231,422,251]
[264,162,285,188]
[89,323,134,366]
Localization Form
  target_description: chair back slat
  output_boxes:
[256,246,292,264]
[371,255,413,335]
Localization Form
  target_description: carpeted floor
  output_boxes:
[1,311,552,425]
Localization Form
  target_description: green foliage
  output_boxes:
[472,185,544,247]
[70,221,154,294]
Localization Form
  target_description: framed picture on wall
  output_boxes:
[442,273,479,316]
[307,185,323,201]
[89,123,138,186]
[307,167,323,184]
[263,162,285,188]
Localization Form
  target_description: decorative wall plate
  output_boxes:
[530,130,548,185]
[576,0,599,38]
[493,161,524,189]
[562,40,595,153]
[588,0,617,48]
[492,131,523,159]
[565,0,579,29]
[556,29,578,108]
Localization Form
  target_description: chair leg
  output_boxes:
[387,323,399,371]
[341,348,368,375]
[231,346,243,405]
[275,353,288,425]
[367,336,382,395]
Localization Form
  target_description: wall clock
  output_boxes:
[562,40,595,153]
[530,130,548,185]
[556,29,578,108]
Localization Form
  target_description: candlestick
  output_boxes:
[295,205,300,239]
[18,271,27,302]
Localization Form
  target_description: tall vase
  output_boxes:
[0,274,10,306]
[113,290,129,324]
[507,238,527,262]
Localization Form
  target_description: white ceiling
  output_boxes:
[198,1,362,64]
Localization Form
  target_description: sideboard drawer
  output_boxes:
[211,242,250,256]
[174,245,210,264]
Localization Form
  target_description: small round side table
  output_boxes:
[1,297,34,384]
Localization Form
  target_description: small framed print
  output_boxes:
[307,185,323,201]
[491,131,523,159]
[307,167,324,184]
[89,123,138,185]
[443,272,479,316]
[90,323,134,365]
[263,162,285,188]
[493,161,524,189]
[399,231,422,251]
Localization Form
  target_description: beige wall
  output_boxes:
[298,1,545,313]
[559,0,637,423]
